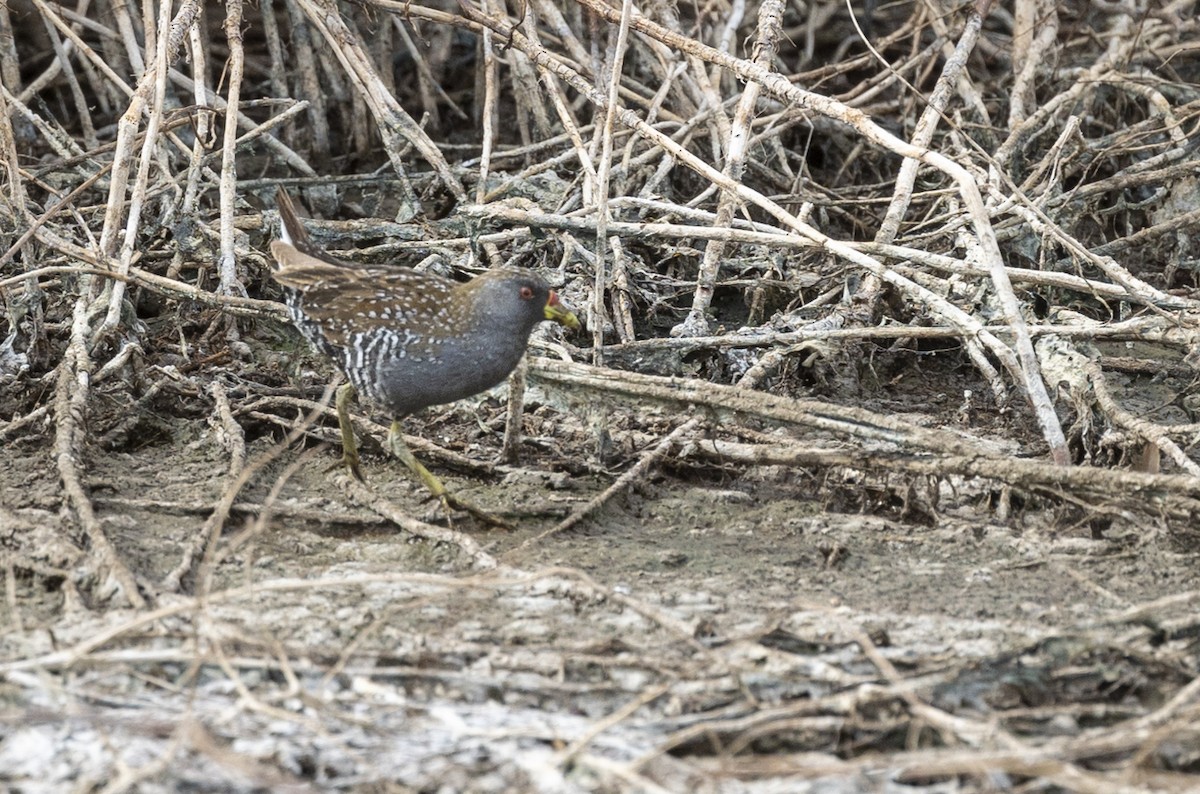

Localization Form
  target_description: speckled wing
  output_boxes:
[269,241,458,348]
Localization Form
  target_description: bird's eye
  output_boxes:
[519,285,535,300]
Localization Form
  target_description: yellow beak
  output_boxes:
[544,291,581,330]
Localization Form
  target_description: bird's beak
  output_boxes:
[544,291,581,330]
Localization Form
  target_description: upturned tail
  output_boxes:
[276,189,311,249]
[274,191,362,287]
[273,189,348,269]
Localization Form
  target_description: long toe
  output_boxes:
[387,422,511,528]
[438,492,514,530]
[341,451,366,482]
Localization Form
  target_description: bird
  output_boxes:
[268,189,580,523]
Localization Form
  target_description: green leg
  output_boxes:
[336,383,364,481]
[386,421,511,529]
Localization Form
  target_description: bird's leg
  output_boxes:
[385,421,512,529]
[336,383,365,481]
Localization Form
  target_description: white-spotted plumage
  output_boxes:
[268,190,577,418]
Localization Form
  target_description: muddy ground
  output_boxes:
[3,337,1199,792]
[6,0,1200,788]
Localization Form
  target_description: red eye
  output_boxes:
[519,286,535,300]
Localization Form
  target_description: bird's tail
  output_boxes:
[275,188,319,253]
[274,188,347,269]
[274,189,357,279]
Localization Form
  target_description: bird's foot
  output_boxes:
[339,451,365,482]
[432,492,513,530]
[334,383,365,481]
[386,420,511,528]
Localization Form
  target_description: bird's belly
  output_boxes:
[347,334,527,417]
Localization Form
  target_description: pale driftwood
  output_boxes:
[861,10,1007,408]
[26,226,286,319]
[1085,359,1200,477]
[689,438,1200,517]
[215,0,250,358]
[462,203,1200,311]
[95,0,195,341]
[672,0,782,338]
[5,1,1200,790]
[524,0,1067,464]
[528,356,1011,458]
[500,359,528,464]
[1008,0,1059,129]
[54,289,146,609]
[527,357,1200,510]
[291,0,465,202]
